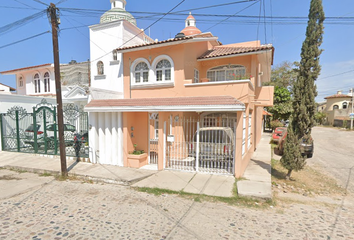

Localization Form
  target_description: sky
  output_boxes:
[0,0,354,102]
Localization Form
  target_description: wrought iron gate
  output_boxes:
[149,113,159,164]
[166,116,236,175]
[0,99,88,158]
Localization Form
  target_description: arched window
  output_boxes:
[34,73,40,93]
[44,72,50,92]
[19,77,23,87]
[342,102,347,109]
[156,59,171,81]
[134,62,149,83]
[207,65,246,82]
[112,50,118,61]
[97,61,104,75]
[333,105,339,110]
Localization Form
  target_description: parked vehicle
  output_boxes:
[24,123,77,149]
[277,128,314,158]
[272,127,287,143]
[188,127,234,161]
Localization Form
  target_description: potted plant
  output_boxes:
[127,144,148,168]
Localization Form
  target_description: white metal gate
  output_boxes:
[149,113,159,164]
[166,116,236,175]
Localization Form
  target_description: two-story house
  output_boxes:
[85,13,274,178]
[323,89,353,126]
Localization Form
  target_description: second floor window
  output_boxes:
[343,102,348,109]
[97,61,104,75]
[19,77,23,87]
[113,50,118,61]
[34,74,40,93]
[333,105,339,110]
[44,72,50,92]
[156,59,171,82]
[134,62,149,83]
[194,69,199,83]
[207,65,246,82]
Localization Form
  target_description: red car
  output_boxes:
[272,127,287,143]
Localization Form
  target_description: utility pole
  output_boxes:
[48,3,67,176]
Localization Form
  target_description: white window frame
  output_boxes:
[207,65,246,82]
[130,58,151,86]
[194,69,199,83]
[34,73,40,93]
[152,55,174,84]
[343,102,348,109]
[133,61,150,84]
[44,72,50,93]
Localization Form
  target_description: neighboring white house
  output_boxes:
[0,83,15,94]
[0,61,90,108]
[323,89,354,126]
[89,0,153,95]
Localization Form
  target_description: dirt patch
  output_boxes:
[0,175,21,181]
[271,158,347,200]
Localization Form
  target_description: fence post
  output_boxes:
[53,107,58,155]
[15,110,20,152]
[33,107,38,153]
[196,121,200,172]
[0,114,3,152]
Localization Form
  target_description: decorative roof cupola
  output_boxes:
[100,0,137,26]
[180,12,202,36]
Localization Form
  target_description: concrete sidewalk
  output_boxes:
[0,152,156,185]
[236,133,272,199]
[0,133,272,199]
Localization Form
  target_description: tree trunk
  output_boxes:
[286,169,293,180]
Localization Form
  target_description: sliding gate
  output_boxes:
[165,116,236,175]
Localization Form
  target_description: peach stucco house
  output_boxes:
[85,13,274,177]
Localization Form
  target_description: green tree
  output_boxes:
[267,86,292,121]
[314,111,326,125]
[281,0,325,179]
[265,61,298,91]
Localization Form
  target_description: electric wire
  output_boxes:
[203,0,260,32]
[0,31,50,50]
[11,0,36,9]
[257,0,261,40]
[0,10,46,36]
[32,0,48,6]
[263,0,267,43]
[56,0,69,6]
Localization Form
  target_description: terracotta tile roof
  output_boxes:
[86,96,244,110]
[324,94,352,99]
[116,36,194,52]
[198,46,274,60]
[0,63,52,74]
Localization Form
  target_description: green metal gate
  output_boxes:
[0,99,89,158]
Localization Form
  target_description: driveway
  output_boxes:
[308,127,354,194]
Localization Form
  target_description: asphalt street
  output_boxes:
[308,126,354,194]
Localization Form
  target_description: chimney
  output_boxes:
[337,90,342,95]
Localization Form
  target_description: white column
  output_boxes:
[98,113,105,164]
[104,113,112,165]
[88,112,98,163]
[111,112,118,165]
[117,112,123,166]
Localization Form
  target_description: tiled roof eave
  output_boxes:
[198,48,273,60]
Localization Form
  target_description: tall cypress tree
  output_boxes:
[281,0,325,179]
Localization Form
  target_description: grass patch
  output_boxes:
[39,172,53,177]
[134,183,276,209]
[271,158,346,197]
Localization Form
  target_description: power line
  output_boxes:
[318,69,354,80]
[56,0,69,5]
[0,31,50,50]
[11,0,36,9]
[203,0,260,32]
[0,10,47,36]
[32,0,48,6]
